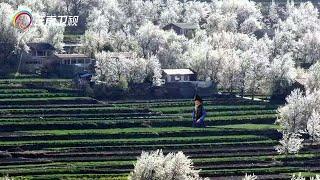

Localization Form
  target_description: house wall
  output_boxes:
[20,50,54,74]
[163,24,195,38]
[165,74,191,82]
[185,29,195,39]
[55,57,95,78]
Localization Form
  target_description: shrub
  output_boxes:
[291,173,320,180]
[129,149,207,180]
[275,133,304,154]
[1,175,14,180]
[242,173,257,180]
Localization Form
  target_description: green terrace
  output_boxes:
[0,78,72,83]
[0,78,318,179]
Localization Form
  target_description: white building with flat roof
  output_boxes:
[162,69,196,83]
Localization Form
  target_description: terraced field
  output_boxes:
[0,79,319,180]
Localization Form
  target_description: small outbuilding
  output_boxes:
[254,29,275,39]
[162,69,196,83]
[163,23,198,38]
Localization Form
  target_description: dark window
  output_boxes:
[78,59,84,64]
[25,61,39,64]
[85,59,91,64]
[31,49,36,56]
[71,59,77,64]
[37,51,45,57]
[63,59,71,65]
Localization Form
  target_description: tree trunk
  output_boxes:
[251,88,254,100]
[16,53,23,76]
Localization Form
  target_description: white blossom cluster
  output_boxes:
[291,173,320,180]
[129,150,208,180]
[242,173,320,180]
[242,173,258,180]
[276,88,320,154]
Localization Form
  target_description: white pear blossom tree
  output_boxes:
[267,1,280,28]
[276,2,320,64]
[205,0,262,34]
[183,1,210,25]
[95,51,148,87]
[269,53,297,95]
[146,55,162,87]
[159,0,183,26]
[297,31,320,65]
[275,132,304,154]
[219,49,241,93]
[136,21,166,58]
[276,89,320,154]
[244,37,271,100]
[157,30,188,68]
[129,150,207,180]
[307,110,320,143]
[306,62,320,93]
[242,173,258,180]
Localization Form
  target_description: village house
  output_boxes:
[163,23,198,38]
[160,68,214,98]
[162,69,197,83]
[10,42,95,77]
[253,29,275,39]
[20,43,56,74]
[54,54,95,78]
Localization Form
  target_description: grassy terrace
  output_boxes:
[0,78,318,179]
[0,78,71,83]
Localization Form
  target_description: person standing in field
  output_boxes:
[192,94,207,128]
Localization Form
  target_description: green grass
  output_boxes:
[0,79,72,83]
[0,89,48,94]
[0,135,271,146]
[0,97,91,102]
[152,105,278,112]
[19,126,275,136]
[290,172,320,177]
[217,124,279,130]
[0,106,147,115]
[0,93,78,99]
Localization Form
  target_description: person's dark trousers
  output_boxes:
[192,120,206,128]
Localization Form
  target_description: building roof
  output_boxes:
[79,73,92,78]
[62,43,84,47]
[166,23,198,30]
[295,78,307,86]
[28,43,55,51]
[162,69,195,75]
[254,29,275,39]
[55,54,90,59]
[295,72,308,86]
